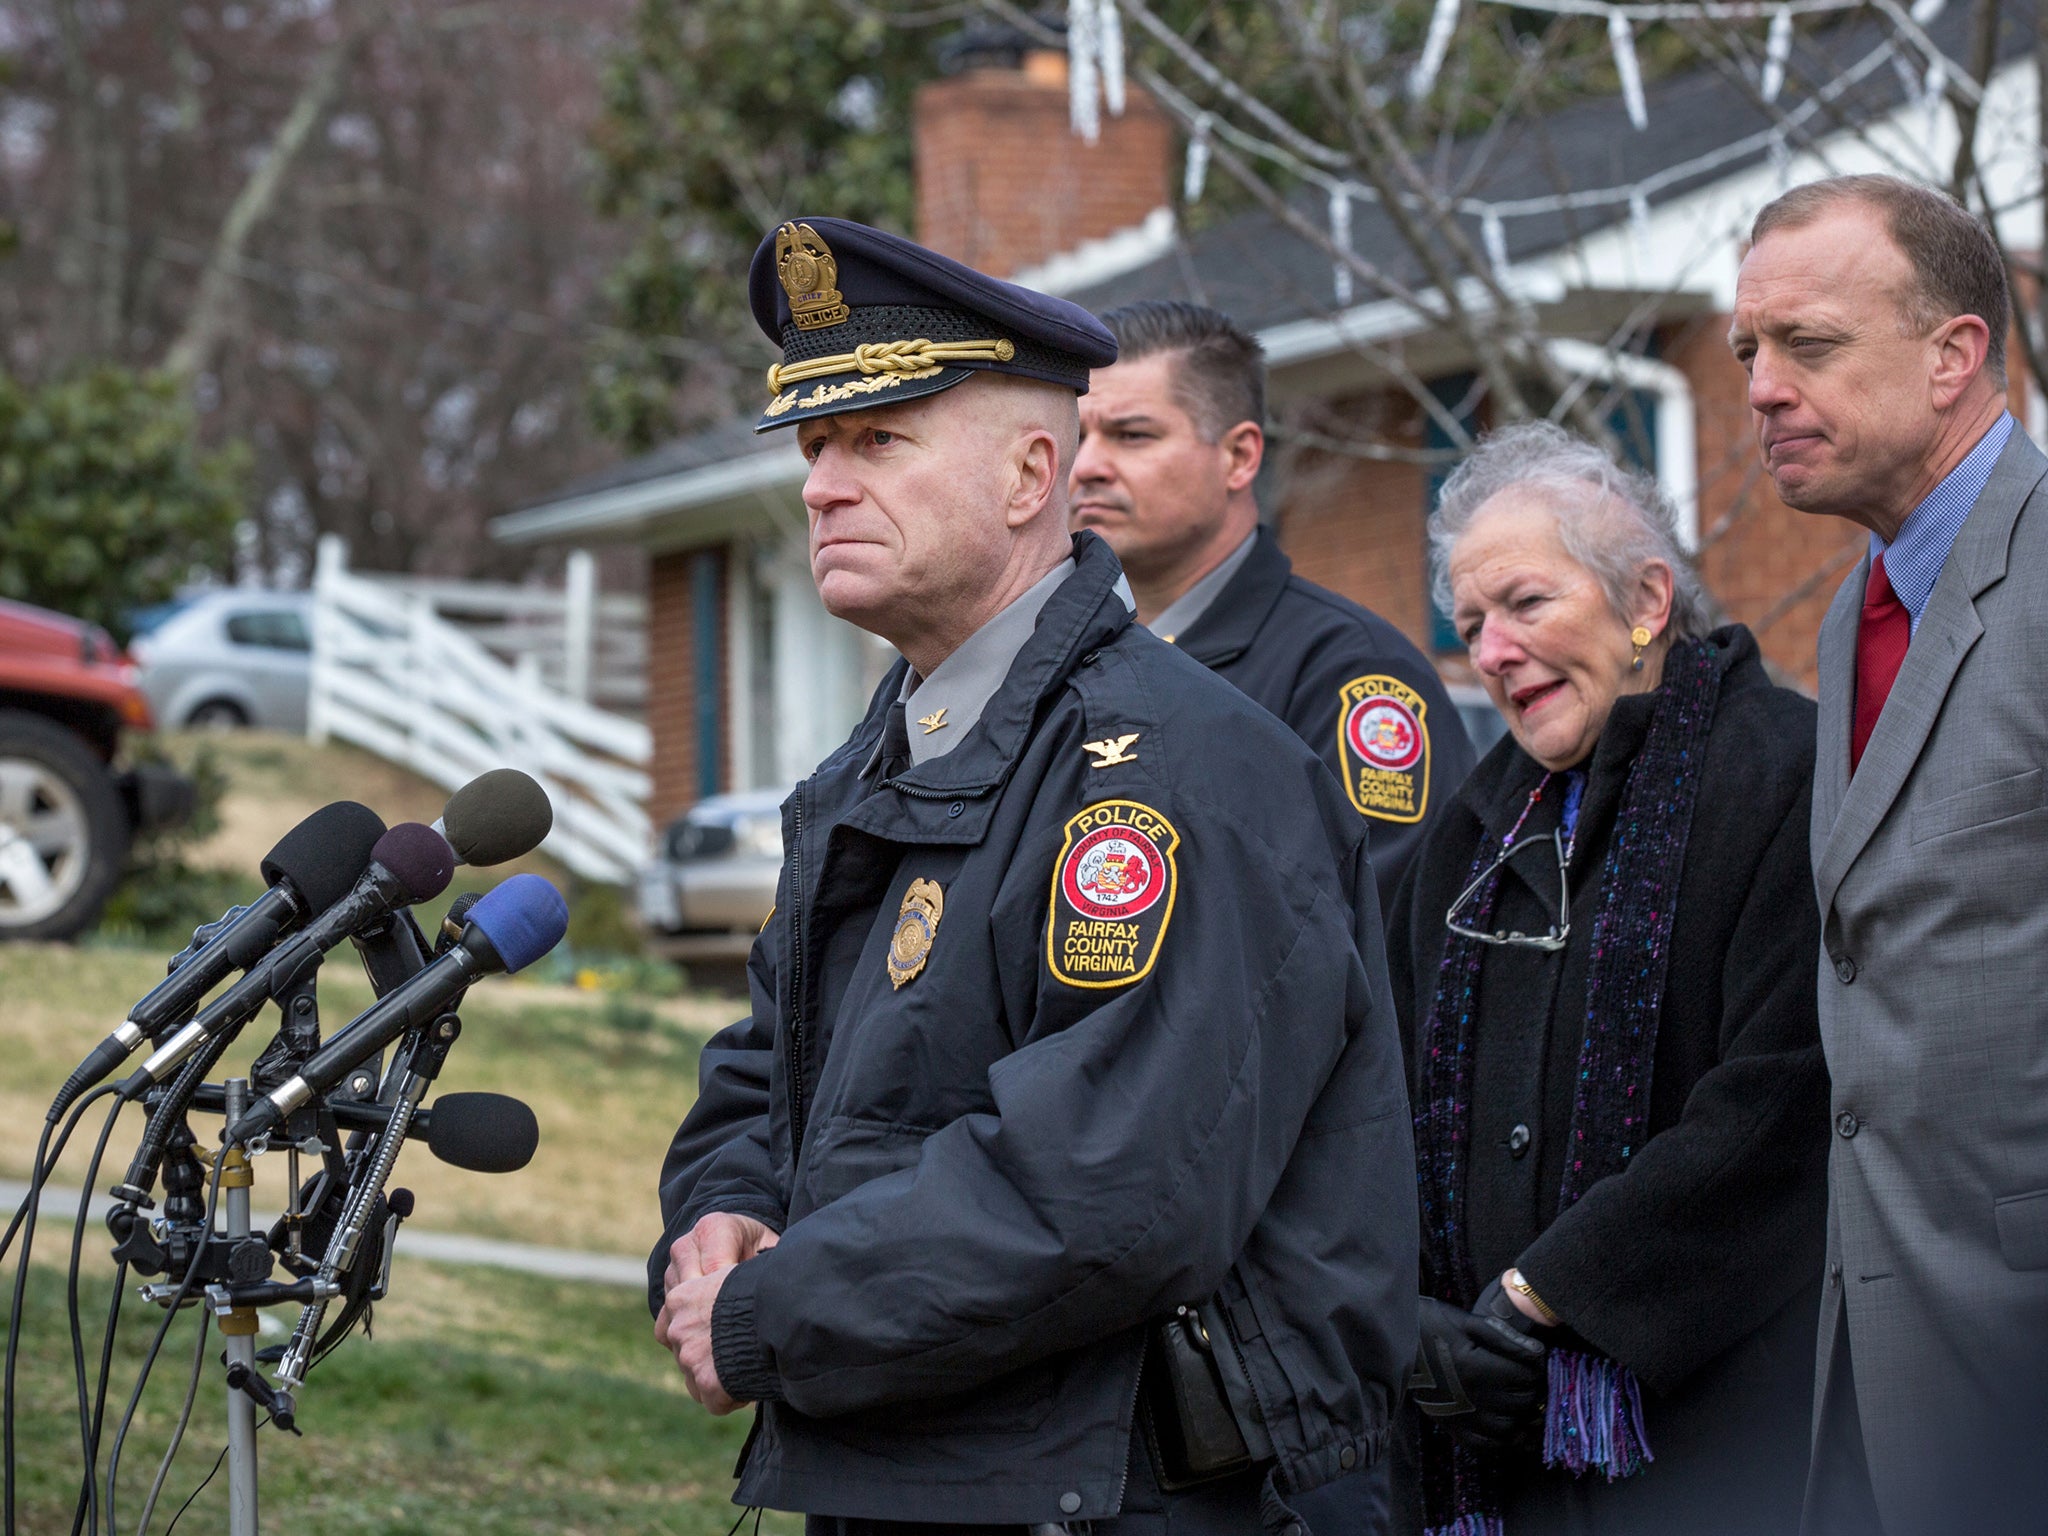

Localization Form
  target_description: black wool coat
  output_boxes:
[1385,625,1830,1536]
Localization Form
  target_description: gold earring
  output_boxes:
[1630,625,1653,672]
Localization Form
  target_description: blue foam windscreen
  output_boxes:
[467,874,568,974]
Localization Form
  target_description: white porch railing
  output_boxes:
[308,535,651,885]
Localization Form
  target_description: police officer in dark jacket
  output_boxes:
[650,218,1418,1536]
[1071,301,1475,914]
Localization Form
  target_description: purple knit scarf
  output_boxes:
[1413,637,1720,1536]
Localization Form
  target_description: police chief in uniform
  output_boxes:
[1071,301,1475,913]
[650,218,1418,1536]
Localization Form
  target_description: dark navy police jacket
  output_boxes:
[651,532,1417,1530]
[1170,529,1474,917]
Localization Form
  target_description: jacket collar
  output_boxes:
[835,530,1136,841]
[1172,525,1294,667]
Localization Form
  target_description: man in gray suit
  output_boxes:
[1731,173,2047,1533]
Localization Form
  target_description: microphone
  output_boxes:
[413,1092,541,1173]
[118,823,456,1101]
[227,874,567,1144]
[188,1085,539,1172]
[435,892,485,955]
[48,802,387,1118]
[435,769,554,867]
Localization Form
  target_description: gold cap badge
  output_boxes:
[776,222,850,332]
[888,878,944,989]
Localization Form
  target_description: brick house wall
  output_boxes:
[914,60,1172,278]
[1667,314,1861,692]
[1268,395,1435,660]
[646,546,729,823]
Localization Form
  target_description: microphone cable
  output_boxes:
[64,1099,127,1536]
[99,1150,225,1536]
[118,1021,245,1211]
[0,1080,113,1267]
[4,1083,120,1536]
[132,1293,213,1536]
[157,1415,266,1536]
[65,1257,123,1536]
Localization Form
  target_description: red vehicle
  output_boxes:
[0,599,192,939]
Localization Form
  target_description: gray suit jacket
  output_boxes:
[1810,426,2048,1534]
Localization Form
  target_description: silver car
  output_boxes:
[131,591,314,731]
[637,689,1499,956]
[638,787,788,940]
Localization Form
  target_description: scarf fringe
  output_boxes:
[1425,1518,1505,1536]
[1543,1349,1654,1480]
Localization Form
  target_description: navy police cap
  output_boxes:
[747,216,1118,432]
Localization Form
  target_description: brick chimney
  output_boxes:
[914,45,1172,278]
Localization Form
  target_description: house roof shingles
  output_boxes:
[501,2,2021,531]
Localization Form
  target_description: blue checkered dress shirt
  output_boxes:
[1873,412,2016,635]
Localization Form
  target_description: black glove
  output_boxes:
[1408,1284,1549,1455]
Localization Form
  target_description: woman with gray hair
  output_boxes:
[1385,421,1829,1536]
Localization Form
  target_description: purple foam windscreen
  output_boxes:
[260,801,388,911]
[371,823,457,904]
[465,873,568,974]
[422,1092,540,1173]
[438,769,554,867]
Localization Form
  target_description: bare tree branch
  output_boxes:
[162,2,390,380]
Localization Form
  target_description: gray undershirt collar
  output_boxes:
[1143,530,1258,644]
[897,558,1077,766]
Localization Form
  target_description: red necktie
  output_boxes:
[1850,551,1909,774]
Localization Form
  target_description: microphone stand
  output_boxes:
[214,1079,260,1536]
[269,1011,458,1404]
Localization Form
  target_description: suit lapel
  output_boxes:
[1810,560,1860,879]
[1813,431,2047,917]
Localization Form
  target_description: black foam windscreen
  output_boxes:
[440,768,554,866]
[371,823,457,903]
[260,801,388,912]
[423,1092,540,1174]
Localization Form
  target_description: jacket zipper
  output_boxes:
[1113,1348,1144,1513]
[786,787,808,1168]
[887,777,989,802]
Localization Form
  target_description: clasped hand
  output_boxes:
[654,1211,779,1415]
[1408,1276,1550,1455]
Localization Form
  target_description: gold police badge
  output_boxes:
[888,877,944,989]
[776,222,850,332]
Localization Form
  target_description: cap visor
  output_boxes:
[755,364,975,433]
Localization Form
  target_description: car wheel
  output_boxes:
[0,710,131,941]
[185,698,249,730]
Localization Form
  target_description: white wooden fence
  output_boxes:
[307,535,652,885]
[367,555,648,710]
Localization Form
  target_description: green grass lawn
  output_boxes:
[0,941,788,1534]
[6,1258,792,1534]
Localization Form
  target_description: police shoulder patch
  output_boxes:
[1046,799,1180,989]
[1336,674,1431,825]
